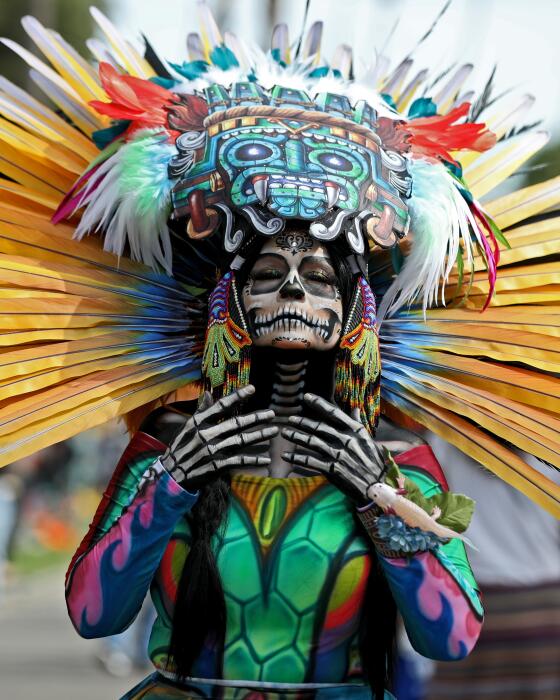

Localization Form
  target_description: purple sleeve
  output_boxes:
[66,462,197,638]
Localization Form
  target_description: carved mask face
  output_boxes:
[242,232,343,350]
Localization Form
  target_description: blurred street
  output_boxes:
[0,567,145,700]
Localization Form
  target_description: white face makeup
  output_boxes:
[242,232,343,350]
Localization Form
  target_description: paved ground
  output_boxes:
[0,567,145,699]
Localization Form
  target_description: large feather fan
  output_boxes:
[0,3,558,518]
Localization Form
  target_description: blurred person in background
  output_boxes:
[0,444,74,601]
[0,464,25,601]
[424,437,560,700]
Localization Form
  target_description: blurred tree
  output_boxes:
[0,0,107,92]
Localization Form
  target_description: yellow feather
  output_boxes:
[464,131,549,199]
[90,7,155,78]
[21,16,105,102]
[382,391,560,517]
[0,141,74,194]
[0,89,97,161]
[0,180,61,210]
[0,373,184,468]
[395,370,560,458]
[196,2,223,60]
[0,117,86,174]
[485,176,560,229]
[396,69,428,112]
[389,346,560,413]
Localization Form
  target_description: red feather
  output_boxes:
[90,62,180,138]
[402,103,496,164]
[167,95,209,132]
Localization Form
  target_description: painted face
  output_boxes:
[242,232,343,350]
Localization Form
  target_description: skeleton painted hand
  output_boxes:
[161,385,277,490]
[281,393,386,502]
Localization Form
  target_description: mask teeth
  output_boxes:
[254,306,332,338]
[252,175,269,204]
[325,181,340,208]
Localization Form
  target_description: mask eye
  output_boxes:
[234,143,274,161]
[317,152,353,171]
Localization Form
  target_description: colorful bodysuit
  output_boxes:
[65,433,483,699]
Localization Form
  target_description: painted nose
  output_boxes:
[279,277,305,299]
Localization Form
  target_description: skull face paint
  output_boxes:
[242,232,343,350]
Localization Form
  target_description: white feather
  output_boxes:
[74,129,177,273]
[378,159,480,319]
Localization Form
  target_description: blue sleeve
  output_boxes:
[66,459,197,638]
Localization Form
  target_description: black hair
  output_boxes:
[167,476,230,679]
[358,550,398,698]
[167,226,397,696]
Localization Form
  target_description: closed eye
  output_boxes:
[304,271,336,284]
[252,269,283,281]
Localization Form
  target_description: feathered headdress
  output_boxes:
[51,2,499,317]
[1,2,559,516]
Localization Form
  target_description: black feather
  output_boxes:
[294,0,312,59]
[142,33,173,79]
[500,120,543,141]
[404,0,453,62]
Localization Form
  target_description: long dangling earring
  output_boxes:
[201,271,252,399]
[334,276,381,434]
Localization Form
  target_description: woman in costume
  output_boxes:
[64,225,484,700]
[0,3,559,699]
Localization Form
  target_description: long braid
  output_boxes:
[358,548,398,699]
[168,475,230,678]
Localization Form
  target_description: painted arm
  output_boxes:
[65,431,197,639]
[379,545,483,660]
[377,448,484,661]
[280,395,484,659]
[65,388,276,639]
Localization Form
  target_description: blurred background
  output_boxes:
[0,1,558,699]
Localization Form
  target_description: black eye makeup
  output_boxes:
[302,269,336,284]
[253,268,284,280]
[299,258,338,293]
[248,255,288,293]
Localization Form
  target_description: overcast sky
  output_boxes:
[113,0,560,140]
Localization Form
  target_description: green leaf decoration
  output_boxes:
[383,449,475,534]
[429,492,475,534]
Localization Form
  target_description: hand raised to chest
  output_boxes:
[162,385,278,490]
[281,393,386,503]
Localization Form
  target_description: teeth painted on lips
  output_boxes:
[253,307,332,337]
